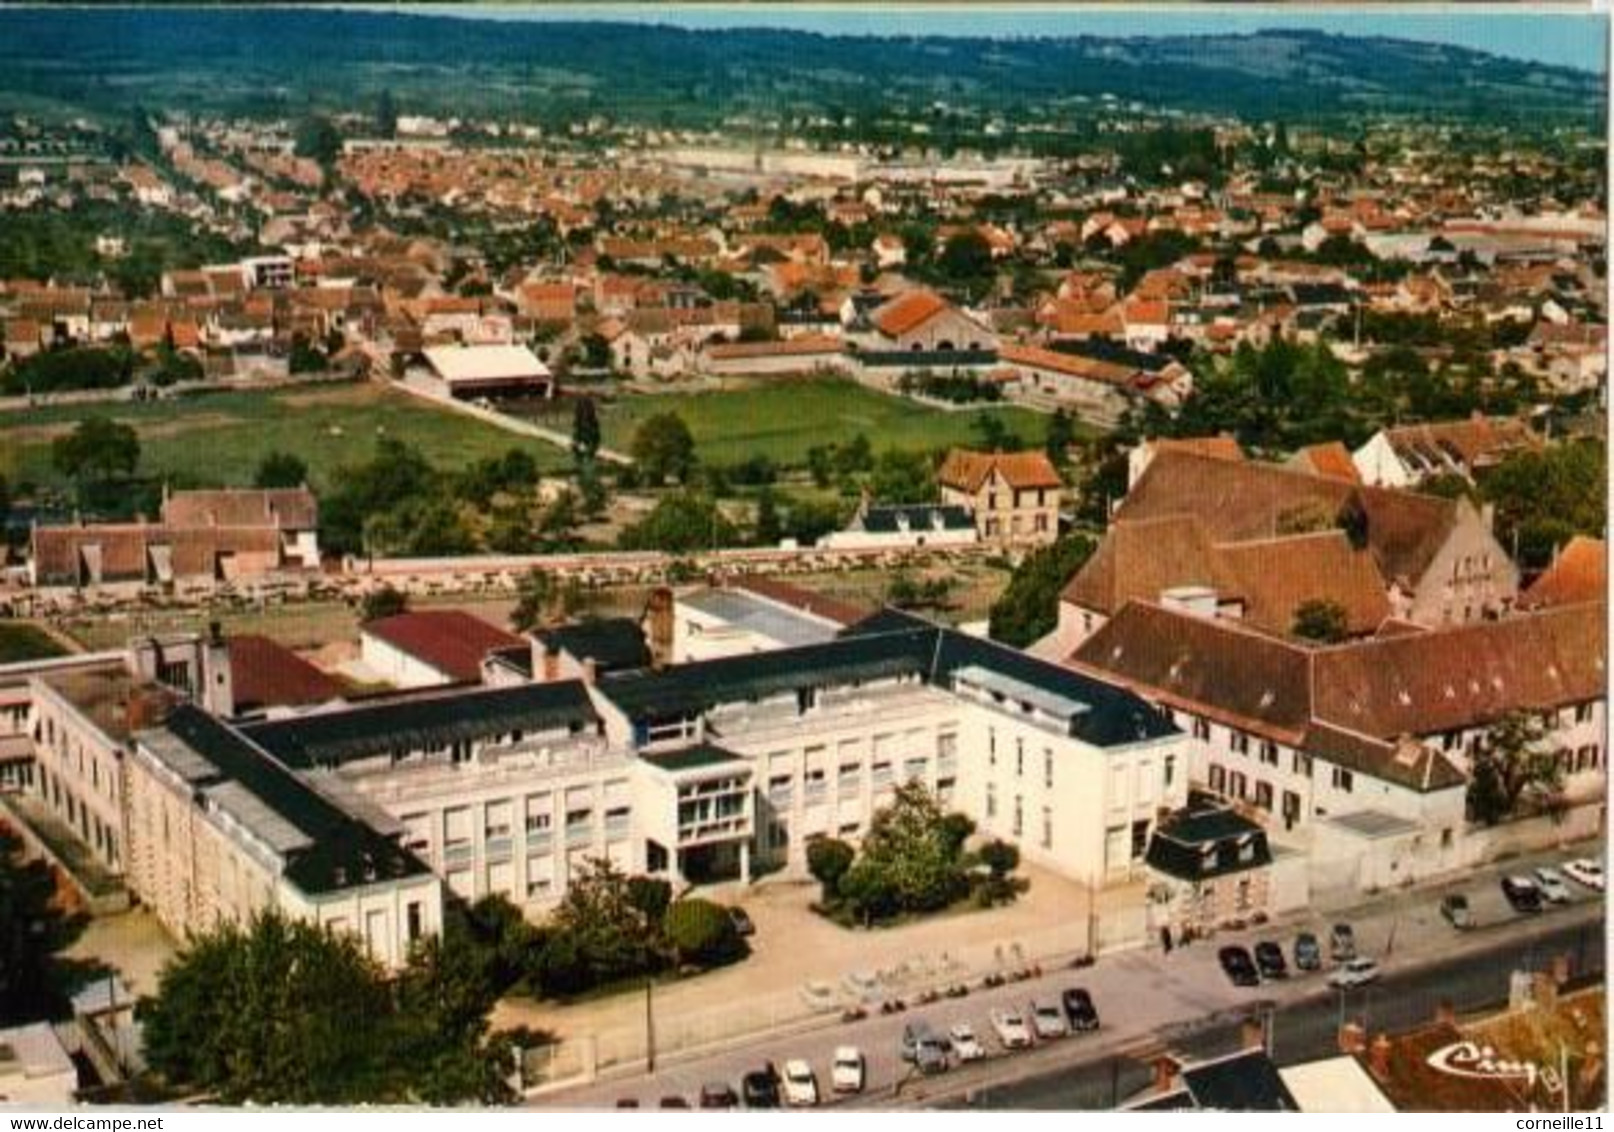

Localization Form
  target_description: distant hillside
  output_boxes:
[0,9,1600,129]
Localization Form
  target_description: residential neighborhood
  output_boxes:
[0,3,1605,1117]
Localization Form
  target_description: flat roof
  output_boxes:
[423,343,551,384]
[1324,810,1423,839]
[640,743,750,775]
[681,589,842,649]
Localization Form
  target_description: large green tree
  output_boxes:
[0,831,89,1024]
[617,492,737,553]
[630,412,697,486]
[842,782,968,920]
[1480,441,1606,572]
[571,397,602,463]
[52,416,140,494]
[1467,711,1564,826]
[988,534,1097,647]
[254,450,309,490]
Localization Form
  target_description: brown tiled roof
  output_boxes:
[1288,441,1361,483]
[704,334,844,361]
[1520,536,1606,610]
[1069,601,1315,744]
[161,488,317,530]
[1304,723,1466,792]
[229,634,346,713]
[1062,515,1242,618]
[1150,435,1245,463]
[1215,532,1391,637]
[1310,602,1605,738]
[1119,451,1461,589]
[731,576,871,627]
[1381,415,1540,471]
[999,342,1139,389]
[937,448,1064,493]
[32,524,154,585]
[362,610,524,684]
[872,289,949,337]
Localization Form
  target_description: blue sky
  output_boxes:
[385,4,1608,74]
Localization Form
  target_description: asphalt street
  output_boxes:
[535,844,1605,1111]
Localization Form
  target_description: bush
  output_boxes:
[663,899,745,967]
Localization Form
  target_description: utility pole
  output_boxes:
[645,977,656,1074]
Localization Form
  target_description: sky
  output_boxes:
[367,4,1608,74]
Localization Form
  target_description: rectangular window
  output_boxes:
[1015,737,1024,778]
[1130,819,1150,860]
[988,728,996,767]
[1044,749,1054,789]
[1259,741,1279,766]
[1192,717,1211,741]
[406,902,423,942]
[1164,754,1176,788]
[1208,763,1226,793]
[985,782,997,819]
[1041,806,1053,850]
[1331,767,1354,793]
[1012,796,1023,838]
[1229,730,1250,755]
[1575,703,1595,724]
[1292,752,1314,778]
[1254,781,1273,811]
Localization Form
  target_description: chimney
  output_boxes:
[1367,1034,1393,1081]
[1338,1022,1367,1056]
[1240,1015,1268,1054]
[1152,1055,1181,1095]
[1433,999,1457,1027]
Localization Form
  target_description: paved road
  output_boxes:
[930,917,1605,1110]
[534,843,1604,1110]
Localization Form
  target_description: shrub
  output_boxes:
[663,899,744,967]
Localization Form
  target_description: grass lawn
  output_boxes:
[0,381,571,494]
[0,621,70,663]
[555,378,1065,468]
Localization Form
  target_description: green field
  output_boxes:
[0,381,570,493]
[0,622,70,663]
[581,379,1062,467]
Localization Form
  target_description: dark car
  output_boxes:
[1441,893,1474,929]
[1218,945,1261,987]
[1062,987,1100,1031]
[729,906,756,937]
[1501,876,1544,914]
[1293,932,1322,972]
[1254,941,1289,979]
[742,1065,780,1109]
[659,1096,691,1109]
[699,1083,739,1110]
[615,1099,640,1109]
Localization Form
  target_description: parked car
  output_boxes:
[1294,932,1322,971]
[1062,987,1100,1031]
[1440,893,1473,929]
[615,1098,639,1109]
[659,1096,691,1109]
[831,1047,865,1094]
[728,906,756,937]
[699,1083,738,1110]
[990,1008,1034,1049]
[1218,946,1261,987]
[1502,875,1545,914]
[1330,923,1357,961]
[914,1037,950,1075]
[1254,941,1289,979]
[1534,867,1573,904]
[781,1060,819,1107]
[900,1019,939,1062]
[742,1065,780,1109]
[1564,858,1605,890]
[1328,958,1381,989]
[1030,1000,1069,1039]
[949,1022,986,1062]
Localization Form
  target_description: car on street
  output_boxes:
[1293,932,1322,971]
[1218,945,1261,987]
[659,1096,691,1109]
[831,1047,865,1093]
[1564,858,1605,890]
[1534,867,1572,904]
[742,1065,780,1109]
[1330,923,1357,961]
[990,1008,1034,1049]
[1328,958,1381,989]
[1062,987,1100,1031]
[1030,1000,1069,1039]
[900,1019,940,1062]
[1502,875,1545,914]
[699,1083,738,1109]
[949,1023,986,1062]
[914,1037,950,1075]
[728,906,756,937]
[781,1060,819,1107]
[1440,893,1474,929]
[615,1098,639,1109]
[1254,941,1289,979]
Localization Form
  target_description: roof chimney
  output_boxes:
[1152,1055,1181,1095]
[1338,1022,1367,1056]
[1366,1034,1393,1081]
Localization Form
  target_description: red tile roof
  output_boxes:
[229,634,346,712]
[1520,536,1606,611]
[362,610,524,684]
[872,289,949,338]
[938,448,1064,493]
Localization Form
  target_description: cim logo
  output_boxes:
[1425,1041,1563,1094]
